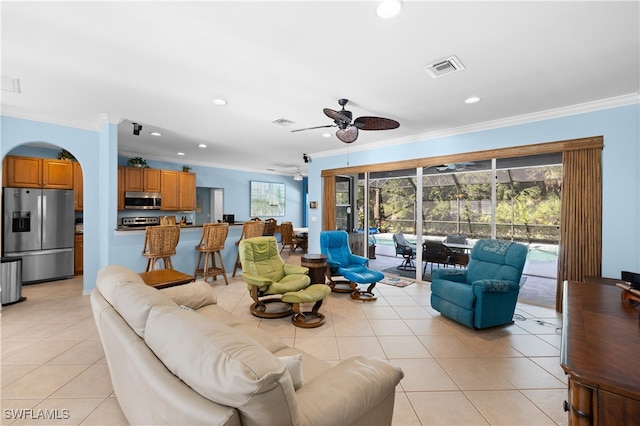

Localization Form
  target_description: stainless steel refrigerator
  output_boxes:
[2,188,74,283]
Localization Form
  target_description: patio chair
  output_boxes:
[393,233,416,270]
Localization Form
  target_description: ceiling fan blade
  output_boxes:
[291,124,336,132]
[336,126,359,143]
[324,108,351,124]
[353,116,400,131]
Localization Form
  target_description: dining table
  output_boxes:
[442,241,475,252]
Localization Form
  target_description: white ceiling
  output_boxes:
[2,1,639,177]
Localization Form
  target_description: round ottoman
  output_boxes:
[282,284,332,328]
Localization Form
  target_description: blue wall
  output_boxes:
[2,103,639,290]
[307,104,640,279]
[1,116,304,293]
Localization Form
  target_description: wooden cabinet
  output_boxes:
[561,281,640,425]
[160,170,179,210]
[117,166,125,211]
[3,155,73,189]
[124,167,161,192]
[73,162,83,210]
[74,234,83,275]
[179,172,196,210]
[160,170,196,211]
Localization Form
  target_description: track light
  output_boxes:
[303,154,310,163]
[132,123,142,135]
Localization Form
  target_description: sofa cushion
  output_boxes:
[160,280,217,309]
[96,265,145,302]
[279,354,304,390]
[96,265,177,338]
[144,305,298,426]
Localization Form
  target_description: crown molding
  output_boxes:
[0,106,121,130]
[312,93,640,159]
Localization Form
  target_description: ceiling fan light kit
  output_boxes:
[292,98,399,143]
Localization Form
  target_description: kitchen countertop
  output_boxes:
[114,222,245,232]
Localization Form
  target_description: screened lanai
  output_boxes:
[352,152,562,307]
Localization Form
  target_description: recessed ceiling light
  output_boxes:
[198,143,207,148]
[177,152,185,156]
[376,0,403,19]
[465,96,481,104]
[149,131,162,136]
[212,98,227,106]
[322,133,332,138]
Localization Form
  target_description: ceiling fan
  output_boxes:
[436,162,476,172]
[292,98,400,143]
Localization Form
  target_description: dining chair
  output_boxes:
[280,222,303,254]
[262,218,277,236]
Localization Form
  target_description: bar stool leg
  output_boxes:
[194,251,204,279]
[215,250,228,285]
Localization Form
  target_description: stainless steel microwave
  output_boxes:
[124,192,162,210]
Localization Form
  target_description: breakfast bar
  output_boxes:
[112,223,244,278]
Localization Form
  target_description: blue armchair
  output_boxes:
[320,230,384,301]
[430,239,527,329]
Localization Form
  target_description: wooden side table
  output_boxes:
[301,253,327,285]
[139,269,195,289]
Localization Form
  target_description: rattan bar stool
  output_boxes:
[142,225,181,272]
[194,222,229,285]
[232,220,265,277]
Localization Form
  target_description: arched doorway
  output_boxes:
[2,143,84,284]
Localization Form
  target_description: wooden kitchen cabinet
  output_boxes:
[73,161,83,210]
[117,166,125,210]
[74,234,83,275]
[160,170,196,211]
[179,172,196,210]
[124,167,161,192]
[3,155,73,189]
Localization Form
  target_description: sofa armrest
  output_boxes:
[472,279,519,293]
[296,356,403,426]
[431,268,467,282]
[284,264,309,276]
[242,273,273,287]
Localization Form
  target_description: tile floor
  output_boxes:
[1,252,568,425]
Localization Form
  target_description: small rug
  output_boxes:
[382,266,419,280]
[382,265,437,281]
[380,276,414,287]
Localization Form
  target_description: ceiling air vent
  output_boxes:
[424,56,465,79]
[272,118,295,126]
[1,76,21,93]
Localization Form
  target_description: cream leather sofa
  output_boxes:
[91,265,404,426]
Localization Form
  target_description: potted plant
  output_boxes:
[57,149,76,161]
[127,157,148,168]
[182,165,192,172]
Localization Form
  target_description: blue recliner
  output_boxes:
[430,239,527,329]
[320,230,384,301]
